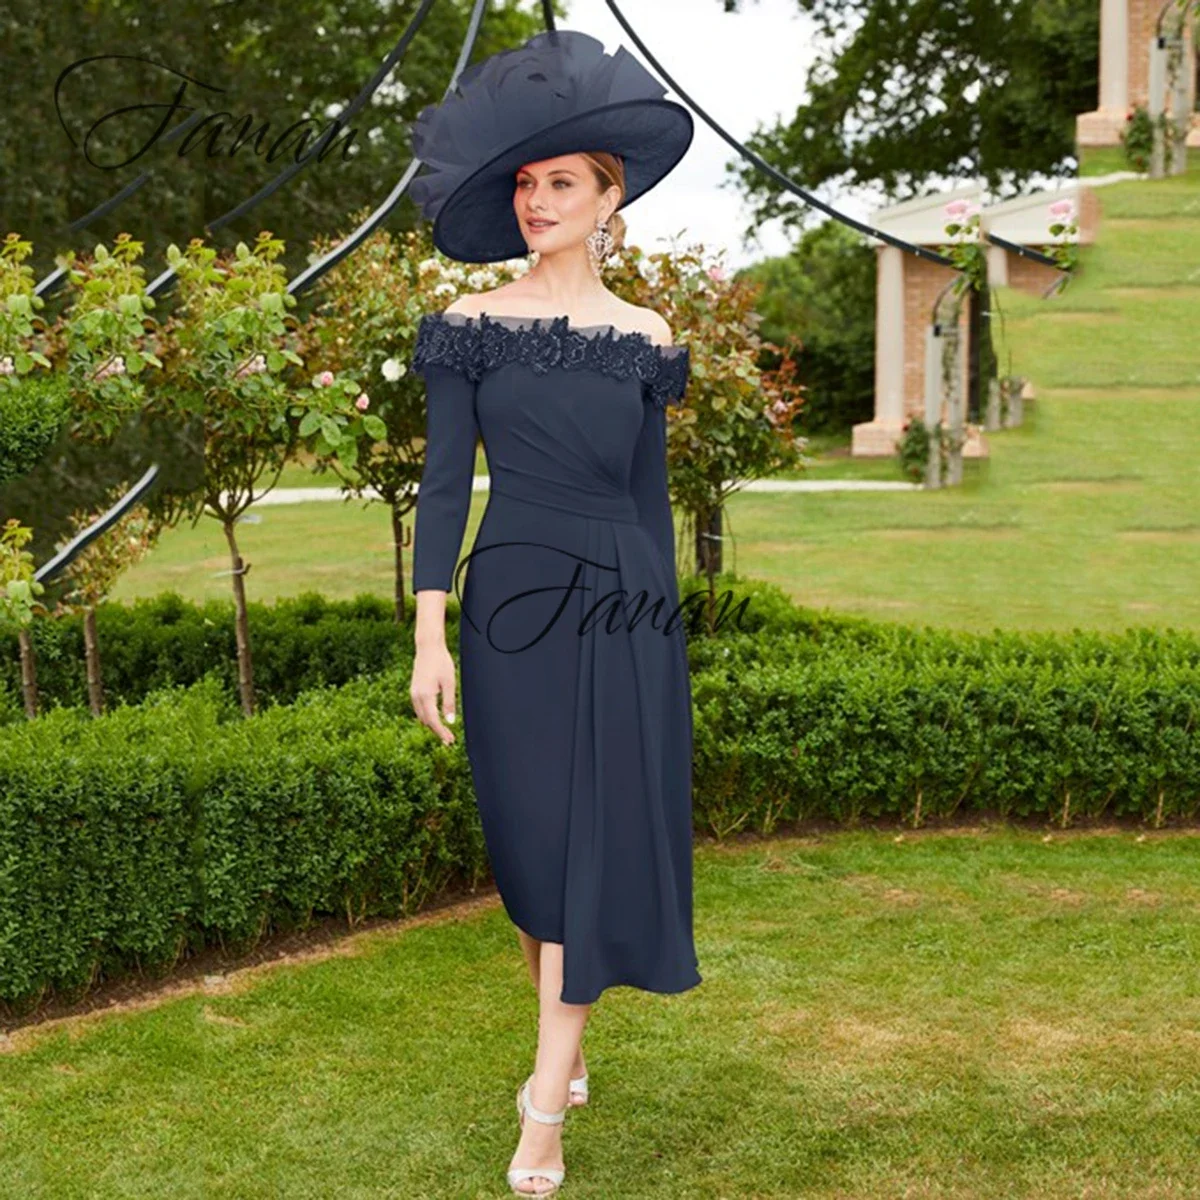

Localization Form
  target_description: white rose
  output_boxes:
[381,357,403,382]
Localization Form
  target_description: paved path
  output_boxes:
[242,478,920,506]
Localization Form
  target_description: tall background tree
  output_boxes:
[736,221,876,435]
[0,0,554,283]
[715,0,1097,440]
[719,0,1099,236]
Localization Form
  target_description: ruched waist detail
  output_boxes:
[489,477,640,524]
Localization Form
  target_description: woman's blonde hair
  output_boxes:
[579,152,627,252]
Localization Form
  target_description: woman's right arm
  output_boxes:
[409,328,481,745]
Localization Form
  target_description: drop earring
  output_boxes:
[585,218,614,277]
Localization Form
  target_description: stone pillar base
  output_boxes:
[1076,109,1127,147]
[851,421,904,457]
[962,424,989,459]
[851,420,989,458]
[1078,109,1200,148]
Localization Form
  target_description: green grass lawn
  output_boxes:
[112,164,1200,632]
[3,827,1197,1198]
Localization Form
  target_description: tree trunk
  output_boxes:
[17,626,38,720]
[391,505,406,624]
[694,504,723,635]
[222,519,256,717]
[84,605,105,717]
[694,504,722,578]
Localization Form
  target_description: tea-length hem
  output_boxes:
[410,311,701,1005]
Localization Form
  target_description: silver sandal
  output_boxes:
[508,1074,566,1196]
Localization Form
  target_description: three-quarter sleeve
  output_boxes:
[410,320,481,595]
[630,345,689,574]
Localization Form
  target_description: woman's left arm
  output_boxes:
[628,344,690,573]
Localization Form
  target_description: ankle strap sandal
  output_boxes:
[508,1074,566,1195]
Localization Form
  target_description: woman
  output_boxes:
[406,30,701,1195]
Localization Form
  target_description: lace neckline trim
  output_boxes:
[411,310,690,408]
[441,310,682,351]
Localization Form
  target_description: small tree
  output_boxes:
[0,519,45,719]
[54,493,164,716]
[165,232,358,716]
[0,233,65,718]
[301,222,525,620]
[606,238,806,621]
[60,233,162,440]
[164,233,302,716]
[54,234,165,715]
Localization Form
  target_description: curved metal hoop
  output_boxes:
[603,0,958,270]
[26,0,995,586]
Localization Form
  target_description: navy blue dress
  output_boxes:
[409,310,702,1005]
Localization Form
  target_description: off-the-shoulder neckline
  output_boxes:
[423,309,685,356]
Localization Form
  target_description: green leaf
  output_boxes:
[298,410,323,437]
[362,414,386,440]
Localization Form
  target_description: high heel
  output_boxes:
[508,1074,566,1196]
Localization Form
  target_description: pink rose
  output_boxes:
[355,393,370,411]
[94,355,126,382]
[944,199,971,218]
[316,370,335,388]
[707,266,726,283]
[1049,199,1074,218]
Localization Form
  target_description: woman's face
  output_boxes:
[513,154,618,254]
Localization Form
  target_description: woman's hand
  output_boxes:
[411,640,458,744]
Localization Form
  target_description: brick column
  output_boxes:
[852,244,906,455]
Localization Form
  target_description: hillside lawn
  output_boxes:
[111,165,1200,633]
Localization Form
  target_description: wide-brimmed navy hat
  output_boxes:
[409,29,694,264]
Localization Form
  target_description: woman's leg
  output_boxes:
[517,926,542,984]
[516,929,587,1093]
[509,938,592,1195]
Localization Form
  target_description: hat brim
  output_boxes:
[430,99,694,264]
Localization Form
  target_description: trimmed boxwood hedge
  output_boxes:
[2,576,1198,1013]
[0,591,411,714]
[0,675,485,1014]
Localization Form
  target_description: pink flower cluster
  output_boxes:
[233,353,267,381]
[94,355,126,381]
